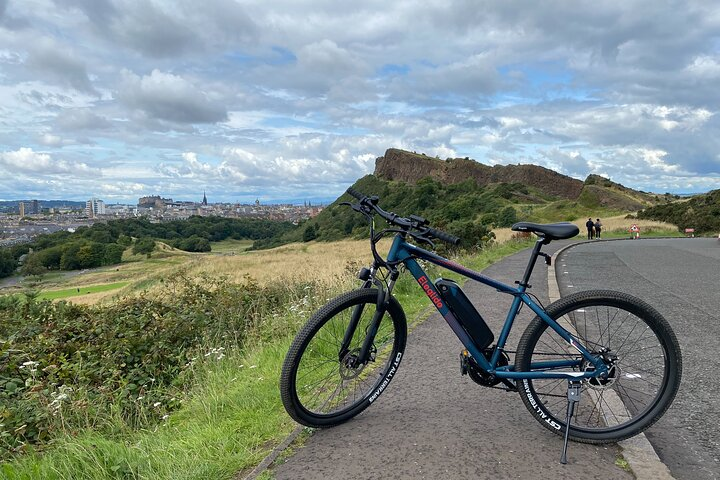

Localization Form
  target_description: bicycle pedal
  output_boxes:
[460,349,470,376]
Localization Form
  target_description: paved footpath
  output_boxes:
[556,238,720,480]
[272,240,634,480]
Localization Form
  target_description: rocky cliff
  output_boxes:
[374,148,585,200]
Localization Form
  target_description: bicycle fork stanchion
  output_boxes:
[560,380,582,464]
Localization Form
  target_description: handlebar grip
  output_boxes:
[427,228,461,246]
[346,187,365,200]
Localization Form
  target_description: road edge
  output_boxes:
[549,239,675,480]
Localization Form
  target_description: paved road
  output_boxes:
[273,241,633,480]
[556,238,720,480]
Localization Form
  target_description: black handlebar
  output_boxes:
[346,186,364,200]
[345,187,461,246]
[426,227,461,246]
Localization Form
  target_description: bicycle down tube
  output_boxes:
[386,234,608,380]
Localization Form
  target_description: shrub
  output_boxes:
[0,274,317,458]
[132,238,156,255]
[0,250,17,278]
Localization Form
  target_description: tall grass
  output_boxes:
[492,213,679,242]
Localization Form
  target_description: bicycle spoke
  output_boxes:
[292,296,400,416]
[521,296,675,436]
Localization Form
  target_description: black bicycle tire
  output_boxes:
[515,289,682,444]
[280,288,407,428]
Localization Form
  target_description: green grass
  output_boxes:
[36,282,130,300]
[209,239,254,254]
[0,339,296,480]
[1,239,537,479]
[599,228,684,240]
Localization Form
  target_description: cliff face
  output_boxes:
[374,148,584,200]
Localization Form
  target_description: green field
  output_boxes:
[37,282,130,300]
[209,238,254,254]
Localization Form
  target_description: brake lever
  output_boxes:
[340,201,368,215]
[409,232,435,249]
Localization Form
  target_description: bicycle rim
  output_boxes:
[518,292,680,438]
[293,295,402,418]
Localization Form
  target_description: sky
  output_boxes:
[1,0,719,204]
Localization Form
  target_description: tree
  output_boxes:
[303,224,318,242]
[20,253,46,276]
[0,250,17,278]
[177,235,211,252]
[37,246,63,269]
[76,243,104,268]
[133,237,156,255]
[60,244,81,270]
[103,244,126,265]
[117,234,132,247]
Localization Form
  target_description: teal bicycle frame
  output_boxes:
[386,234,608,380]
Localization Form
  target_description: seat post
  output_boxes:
[518,237,547,289]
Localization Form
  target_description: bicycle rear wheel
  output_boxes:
[515,290,681,443]
[280,288,407,427]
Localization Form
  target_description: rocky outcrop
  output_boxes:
[374,148,584,200]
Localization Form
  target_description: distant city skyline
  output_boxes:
[1,2,719,202]
[3,194,330,207]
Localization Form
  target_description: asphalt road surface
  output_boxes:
[273,240,634,480]
[556,238,720,480]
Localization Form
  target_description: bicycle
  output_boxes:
[280,188,682,463]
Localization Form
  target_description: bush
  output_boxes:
[496,206,518,228]
[302,224,318,242]
[174,235,211,252]
[0,274,315,458]
[445,219,495,250]
[132,237,156,255]
[0,250,17,278]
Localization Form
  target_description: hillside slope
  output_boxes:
[260,148,675,248]
[638,189,720,234]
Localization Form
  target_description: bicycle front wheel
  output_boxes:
[280,288,407,427]
[515,290,681,443]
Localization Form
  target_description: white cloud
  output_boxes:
[117,69,228,124]
[0,147,100,176]
[38,133,64,147]
[0,0,718,201]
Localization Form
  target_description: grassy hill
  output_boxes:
[262,151,669,249]
[638,189,720,234]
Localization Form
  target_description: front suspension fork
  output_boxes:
[338,267,398,365]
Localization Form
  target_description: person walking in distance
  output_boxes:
[586,217,594,240]
[595,218,603,239]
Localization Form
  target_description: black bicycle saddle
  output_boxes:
[510,222,580,240]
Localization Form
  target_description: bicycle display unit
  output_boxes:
[280,188,682,463]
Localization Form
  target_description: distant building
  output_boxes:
[18,202,25,217]
[86,198,106,217]
[202,191,208,206]
[138,195,173,209]
[31,200,40,214]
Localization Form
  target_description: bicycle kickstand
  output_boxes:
[560,380,582,465]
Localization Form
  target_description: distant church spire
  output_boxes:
[202,190,208,206]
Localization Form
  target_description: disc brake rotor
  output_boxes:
[339,348,366,380]
[582,357,621,390]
